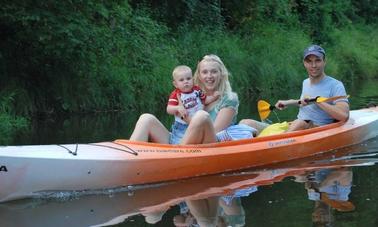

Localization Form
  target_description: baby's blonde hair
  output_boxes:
[194,54,234,97]
[172,65,192,80]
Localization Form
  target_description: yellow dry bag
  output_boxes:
[258,121,289,137]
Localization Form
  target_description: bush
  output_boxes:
[327,25,378,85]
[0,92,28,145]
[240,24,311,99]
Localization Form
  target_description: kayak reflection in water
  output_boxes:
[173,186,257,227]
[295,167,355,226]
[141,206,170,225]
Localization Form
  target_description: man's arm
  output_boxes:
[275,99,302,110]
[317,101,350,122]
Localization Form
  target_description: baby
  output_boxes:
[167,65,219,144]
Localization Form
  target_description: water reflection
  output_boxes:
[1,137,378,227]
[348,78,378,111]
[295,168,354,226]
[178,187,255,227]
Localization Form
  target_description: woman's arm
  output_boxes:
[213,107,236,133]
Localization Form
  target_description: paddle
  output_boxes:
[257,95,349,121]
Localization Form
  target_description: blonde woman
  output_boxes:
[130,54,255,144]
[175,55,255,227]
[130,55,255,226]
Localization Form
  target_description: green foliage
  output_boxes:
[240,24,311,99]
[1,1,133,114]
[326,25,378,85]
[129,0,224,30]
[121,8,177,110]
[293,0,355,42]
[251,0,300,26]
[0,92,28,145]
[0,113,28,145]
[0,1,179,114]
[352,0,378,24]
[0,0,377,123]
[220,0,301,34]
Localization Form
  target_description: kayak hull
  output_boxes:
[1,107,378,202]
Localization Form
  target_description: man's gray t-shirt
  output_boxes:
[297,76,348,125]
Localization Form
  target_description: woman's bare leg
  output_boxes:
[181,110,216,145]
[239,119,269,134]
[287,119,312,132]
[181,111,218,226]
[186,197,220,227]
[219,197,244,216]
[129,113,170,143]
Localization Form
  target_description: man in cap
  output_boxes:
[275,44,349,131]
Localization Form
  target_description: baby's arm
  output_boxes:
[167,104,186,116]
[177,95,191,123]
[167,94,188,120]
[204,91,221,105]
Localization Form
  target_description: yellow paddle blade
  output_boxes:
[258,100,272,121]
[316,95,350,103]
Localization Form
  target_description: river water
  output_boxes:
[1,79,378,227]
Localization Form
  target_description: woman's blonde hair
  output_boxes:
[193,54,234,97]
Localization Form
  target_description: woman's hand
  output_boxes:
[213,91,221,99]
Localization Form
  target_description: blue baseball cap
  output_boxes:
[303,45,325,59]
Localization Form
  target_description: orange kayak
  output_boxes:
[113,106,378,184]
[1,107,378,202]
